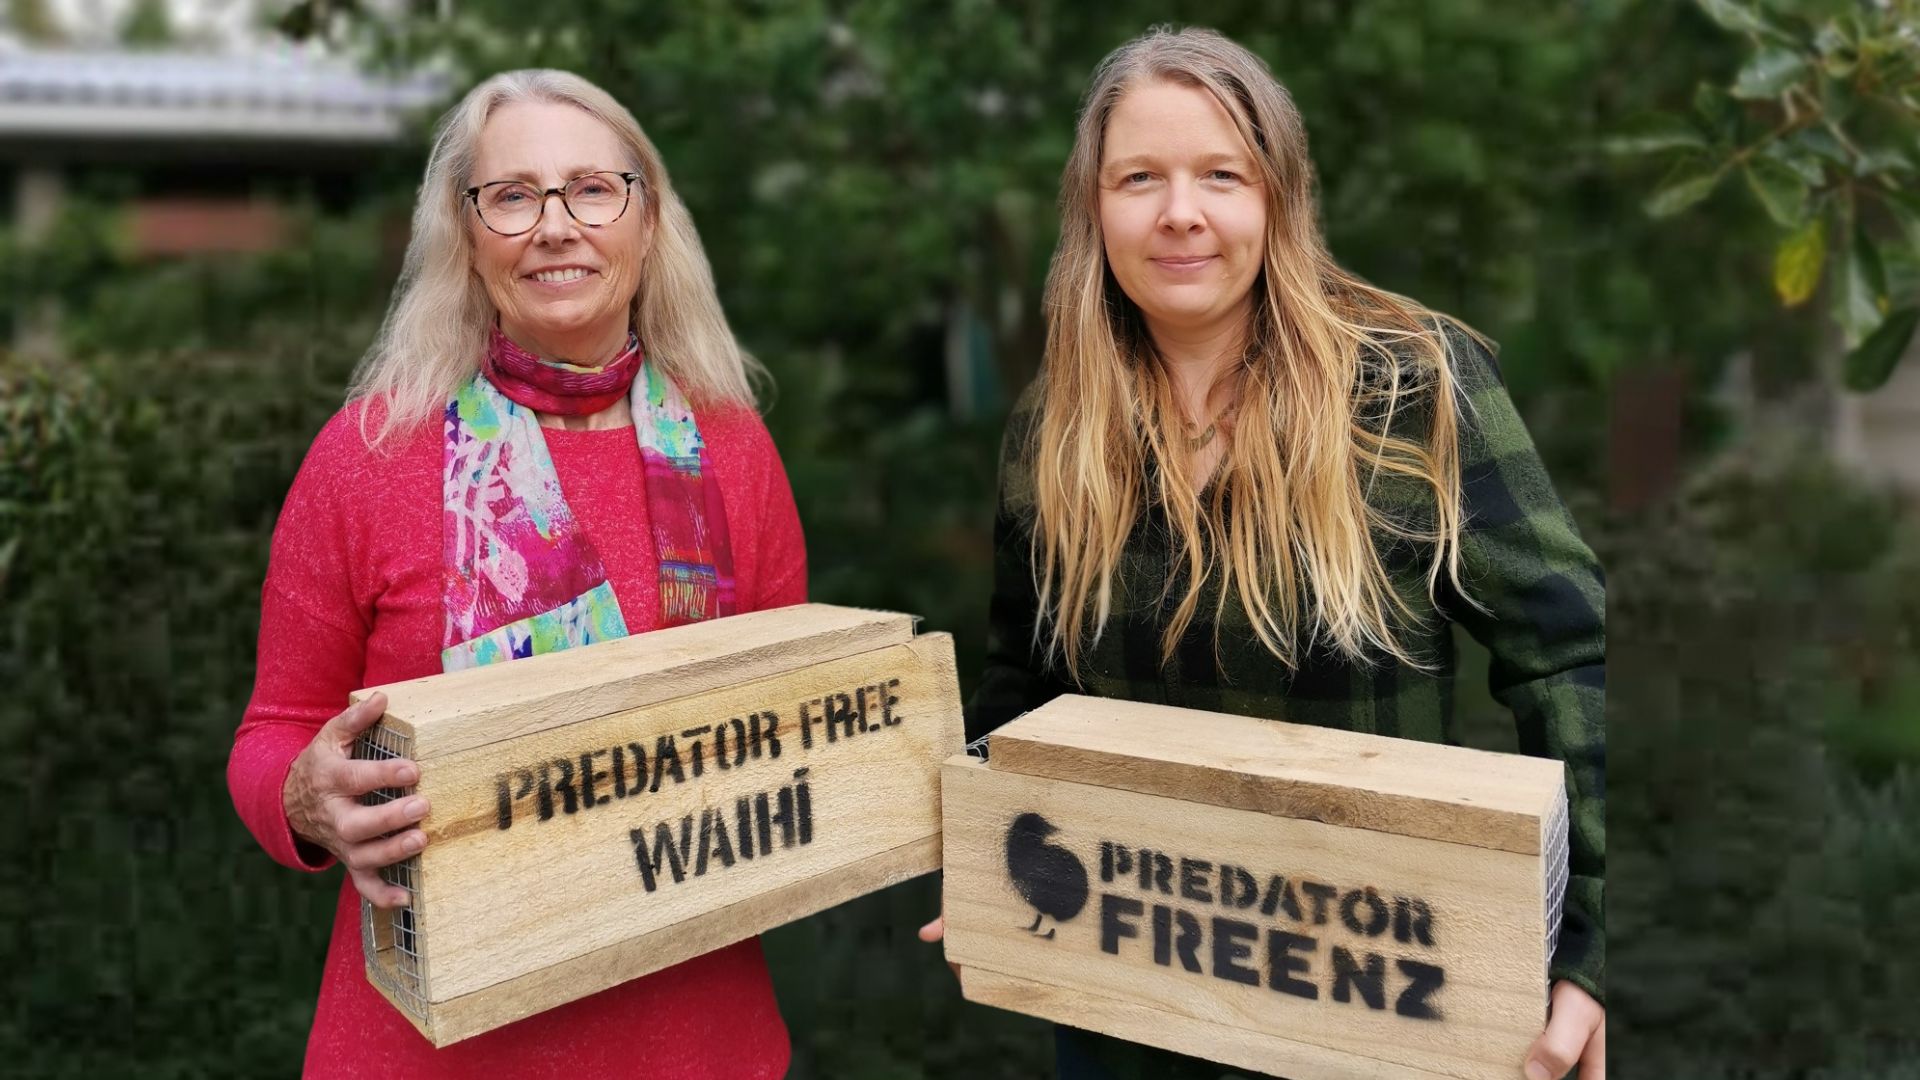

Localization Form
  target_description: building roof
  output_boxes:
[0,44,446,144]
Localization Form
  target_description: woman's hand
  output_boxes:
[1525,981,1605,1079]
[918,913,963,982]
[282,692,430,908]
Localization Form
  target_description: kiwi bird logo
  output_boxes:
[1004,812,1088,939]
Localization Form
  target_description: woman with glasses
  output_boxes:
[226,70,802,1078]
[921,27,1606,1080]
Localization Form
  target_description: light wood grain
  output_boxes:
[378,834,943,1047]
[350,603,915,759]
[988,695,1564,855]
[961,966,1468,1080]
[414,635,960,1002]
[941,755,1552,1080]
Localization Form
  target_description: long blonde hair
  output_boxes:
[351,69,759,443]
[1033,26,1478,675]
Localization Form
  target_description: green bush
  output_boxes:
[1604,452,1920,1076]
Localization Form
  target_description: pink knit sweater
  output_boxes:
[228,396,805,1078]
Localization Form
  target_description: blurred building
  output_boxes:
[1836,348,1920,495]
[0,42,441,254]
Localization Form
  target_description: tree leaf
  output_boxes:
[1857,148,1918,177]
[1694,81,1742,139]
[1646,163,1725,217]
[1602,115,1710,156]
[1773,217,1826,306]
[1732,47,1811,99]
[1834,230,1889,344]
[1814,19,1858,76]
[1746,158,1810,225]
[1843,306,1919,391]
[1697,0,1795,40]
[1761,140,1826,185]
[1788,127,1850,166]
[1883,190,1920,248]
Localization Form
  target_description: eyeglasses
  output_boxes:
[463,170,642,236]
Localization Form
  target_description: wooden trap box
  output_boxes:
[348,603,963,1046]
[942,695,1568,1080]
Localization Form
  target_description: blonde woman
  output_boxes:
[921,27,1606,1080]
[227,71,803,1077]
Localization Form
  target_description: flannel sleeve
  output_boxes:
[965,388,1074,743]
[1440,329,1608,1005]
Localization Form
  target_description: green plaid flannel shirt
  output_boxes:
[967,327,1606,1046]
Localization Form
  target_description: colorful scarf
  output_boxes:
[441,337,736,670]
[481,322,643,416]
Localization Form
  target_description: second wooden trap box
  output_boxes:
[350,603,963,1046]
[942,695,1569,1080]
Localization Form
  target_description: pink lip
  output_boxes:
[1150,255,1217,271]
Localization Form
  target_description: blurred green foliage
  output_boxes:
[4,1,1919,1077]
[1614,0,1920,390]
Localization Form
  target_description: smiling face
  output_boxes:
[1097,79,1269,350]
[467,101,653,362]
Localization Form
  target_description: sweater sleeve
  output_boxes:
[227,409,373,873]
[1440,330,1608,1005]
[740,412,808,610]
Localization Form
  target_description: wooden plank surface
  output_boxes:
[412,633,961,1004]
[988,695,1564,855]
[961,966,1463,1080]
[351,603,916,759]
[941,756,1550,1080]
[408,834,943,1047]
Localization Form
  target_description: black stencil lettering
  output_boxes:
[579,749,610,809]
[827,693,857,742]
[1172,908,1202,973]
[758,710,782,759]
[1302,881,1338,925]
[622,742,648,798]
[540,757,577,818]
[1219,865,1258,909]
[798,699,821,750]
[650,735,684,792]
[1340,888,1390,938]
[631,817,693,891]
[1394,959,1445,1020]
[681,725,712,778]
[1260,876,1304,921]
[1100,894,1143,955]
[734,796,756,860]
[695,807,735,874]
[1266,930,1319,999]
[793,768,813,845]
[1393,897,1436,947]
[1331,947,1386,1009]
[1180,858,1213,903]
[1211,917,1259,986]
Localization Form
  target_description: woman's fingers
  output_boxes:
[917,914,945,943]
[323,692,388,748]
[335,755,421,798]
[350,866,414,909]
[1576,1021,1605,1080]
[1525,982,1603,1080]
[342,827,427,874]
[335,795,430,845]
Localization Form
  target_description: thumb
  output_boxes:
[917,915,945,943]
[326,692,389,747]
[1525,987,1597,1080]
